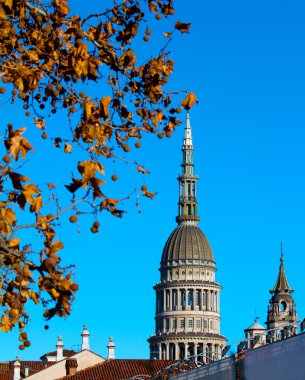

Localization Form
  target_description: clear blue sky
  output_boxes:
[1,0,305,360]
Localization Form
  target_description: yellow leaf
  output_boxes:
[14,78,24,91]
[99,96,111,119]
[181,92,198,110]
[22,184,40,204]
[9,238,20,248]
[29,291,40,305]
[64,143,73,153]
[30,195,43,214]
[33,118,45,130]
[163,32,172,38]
[0,315,12,332]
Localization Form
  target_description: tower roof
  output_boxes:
[161,222,214,265]
[270,247,293,294]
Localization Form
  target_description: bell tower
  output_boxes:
[266,244,297,340]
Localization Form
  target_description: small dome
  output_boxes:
[161,222,214,265]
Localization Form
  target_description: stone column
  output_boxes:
[158,343,162,360]
[166,342,169,360]
[169,289,173,310]
[184,343,189,359]
[210,291,214,311]
[194,343,198,359]
[163,290,166,312]
[206,290,209,311]
[202,344,206,363]
[175,343,179,360]
[178,289,181,310]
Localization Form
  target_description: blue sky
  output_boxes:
[1,0,305,360]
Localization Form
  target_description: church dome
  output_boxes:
[161,222,214,265]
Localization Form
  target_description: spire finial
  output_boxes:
[280,241,284,263]
[176,113,199,224]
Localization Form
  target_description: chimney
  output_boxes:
[65,358,78,376]
[81,324,90,350]
[24,366,30,377]
[107,337,115,360]
[56,336,64,361]
[13,357,21,380]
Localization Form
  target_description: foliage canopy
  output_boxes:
[0,0,197,348]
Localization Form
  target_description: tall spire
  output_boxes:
[266,244,297,337]
[270,244,293,294]
[176,114,199,224]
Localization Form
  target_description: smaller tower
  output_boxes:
[81,324,90,350]
[244,317,266,349]
[266,245,297,341]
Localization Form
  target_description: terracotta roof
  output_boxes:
[40,349,77,360]
[0,360,55,379]
[57,359,176,380]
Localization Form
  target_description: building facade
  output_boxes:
[148,115,227,361]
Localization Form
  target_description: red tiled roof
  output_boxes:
[0,360,55,379]
[41,349,77,360]
[57,359,176,380]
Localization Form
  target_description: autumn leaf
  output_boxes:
[9,172,29,190]
[4,126,33,161]
[0,315,13,332]
[8,237,20,248]
[163,32,172,38]
[143,190,156,199]
[64,143,73,153]
[174,20,191,33]
[99,96,112,120]
[137,166,150,175]
[22,183,40,204]
[181,92,198,110]
[78,160,104,183]
[33,118,46,130]
[29,195,43,214]
[65,177,84,193]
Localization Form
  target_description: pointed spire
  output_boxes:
[183,113,193,147]
[176,114,199,225]
[270,243,293,294]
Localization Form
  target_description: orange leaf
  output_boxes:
[64,143,73,153]
[181,92,198,110]
[137,166,150,175]
[99,96,112,119]
[33,118,46,130]
[174,20,191,33]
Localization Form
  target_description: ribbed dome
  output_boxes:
[161,222,214,265]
